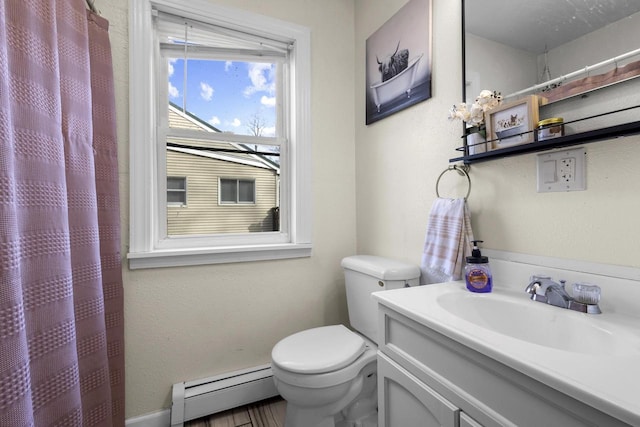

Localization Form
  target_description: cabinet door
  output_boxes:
[378,353,459,427]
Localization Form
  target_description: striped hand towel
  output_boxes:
[420,198,475,285]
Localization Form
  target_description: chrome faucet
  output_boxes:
[525,275,601,314]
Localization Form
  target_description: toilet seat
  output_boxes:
[272,325,365,374]
[271,325,377,389]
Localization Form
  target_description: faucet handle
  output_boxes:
[573,283,601,305]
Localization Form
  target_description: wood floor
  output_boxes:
[185,397,286,427]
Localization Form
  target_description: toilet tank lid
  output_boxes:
[341,255,420,281]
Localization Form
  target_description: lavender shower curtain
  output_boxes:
[0,1,125,425]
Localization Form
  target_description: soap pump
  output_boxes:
[465,240,492,293]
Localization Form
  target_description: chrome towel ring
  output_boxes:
[435,165,471,200]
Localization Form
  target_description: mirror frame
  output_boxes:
[460,0,467,152]
[460,0,467,105]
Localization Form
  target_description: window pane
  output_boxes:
[167,192,185,204]
[164,53,281,235]
[220,179,237,202]
[238,180,255,203]
[166,123,280,234]
[167,177,185,190]
[167,58,277,138]
[167,177,186,206]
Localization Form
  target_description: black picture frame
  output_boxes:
[365,0,433,125]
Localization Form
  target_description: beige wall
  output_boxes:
[354,1,640,268]
[354,0,463,263]
[101,0,640,419]
[100,0,357,418]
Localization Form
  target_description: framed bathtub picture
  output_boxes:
[486,95,540,150]
[365,0,432,125]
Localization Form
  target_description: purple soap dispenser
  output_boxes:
[465,240,492,293]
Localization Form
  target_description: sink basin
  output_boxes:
[436,291,640,356]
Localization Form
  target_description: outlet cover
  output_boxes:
[537,147,586,192]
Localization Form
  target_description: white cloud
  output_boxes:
[262,126,276,137]
[261,95,276,107]
[208,116,221,126]
[200,82,214,101]
[230,118,241,127]
[168,58,177,77]
[168,82,179,98]
[244,63,275,97]
[225,61,233,71]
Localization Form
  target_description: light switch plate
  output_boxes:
[537,147,586,192]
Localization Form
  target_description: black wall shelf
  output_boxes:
[449,120,640,165]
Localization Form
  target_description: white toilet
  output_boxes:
[271,255,420,427]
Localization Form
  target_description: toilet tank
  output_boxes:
[341,255,420,344]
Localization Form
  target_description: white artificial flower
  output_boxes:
[478,90,503,112]
[449,103,470,122]
[476,89,493,100]
[468,103,484,126]
[447,90,502,126]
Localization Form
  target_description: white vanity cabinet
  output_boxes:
[378,351,481,427]
[375,302,632,427]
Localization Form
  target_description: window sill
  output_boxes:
[127,243,312,270]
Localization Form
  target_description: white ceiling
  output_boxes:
[465,0,640,54]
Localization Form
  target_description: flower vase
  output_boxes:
[466,126,487,155]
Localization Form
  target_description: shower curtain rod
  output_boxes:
[505,47,640,100]
[86,0,97,13]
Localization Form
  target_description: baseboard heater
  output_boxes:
[170,364,278,426]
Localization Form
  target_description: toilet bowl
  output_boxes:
[271,325,378,427]
[271,255,421,427]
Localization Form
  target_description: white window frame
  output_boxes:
[128,0,312,269]
[219,178,256,205]
[167,176,187,206]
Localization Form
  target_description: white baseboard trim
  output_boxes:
[125,409,170,427]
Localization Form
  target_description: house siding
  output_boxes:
[168,108,205,130]
[167,150,278,234]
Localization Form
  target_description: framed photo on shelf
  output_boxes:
[486,95,539,150]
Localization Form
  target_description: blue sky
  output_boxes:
[168,58,277,137]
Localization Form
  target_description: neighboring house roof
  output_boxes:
[167,102,280,172]
[167,146,278,171]
[169,101,222,132]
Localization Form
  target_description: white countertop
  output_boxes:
[373,282,640,426]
